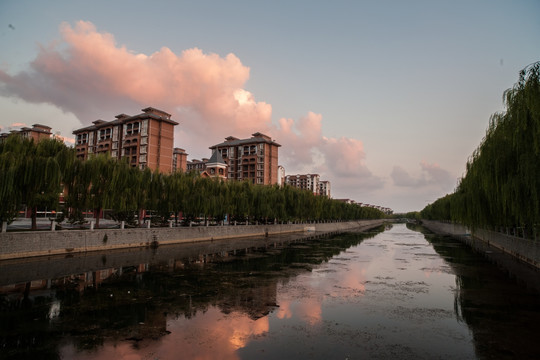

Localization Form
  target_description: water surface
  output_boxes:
[1,223,539,359]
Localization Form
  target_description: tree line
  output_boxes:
[0,137,385,229]
[421,61,540,237]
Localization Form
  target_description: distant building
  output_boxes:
[277,165,286,186]
[72,107,178,173]
[173,147,188,172]
[318,180,331,197]
[285,174,320,195]
[209,132,281,185]
[0,124,52,143]
[186,150,228,180]
[187,158,209,173]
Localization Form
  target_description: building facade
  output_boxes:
[0,124,52,143]
[73,107,178,173]
[285,174,320,195]
[318,180,331,197]
[186,158,209,173]
[209,132,281,185]
[277,165,286,186]
[173,148,188,172]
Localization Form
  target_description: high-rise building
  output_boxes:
[209,132,281,185]
[285,174,331,197]
[318,180,331,197]
[285,174,320,195]
[73,107,178,173]
[173,147,188,172]
[277,165,286,186]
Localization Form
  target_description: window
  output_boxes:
[126,122,140,135]
[99,128,112,141]
[76,133,88,145]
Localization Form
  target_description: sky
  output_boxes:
[0,0,538,213]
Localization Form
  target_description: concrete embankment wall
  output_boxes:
[421,220,540,269]
[0,219,384,260]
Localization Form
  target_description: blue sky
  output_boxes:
[1,0,538,212]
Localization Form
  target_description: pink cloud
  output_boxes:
[0,20,381,197]
[276,112,322,164]
[11,122,27,128]
[0,21,271,143]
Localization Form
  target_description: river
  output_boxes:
[1,223,539,359]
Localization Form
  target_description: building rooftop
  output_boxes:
[207,149,227,165]
[73,107,178,134]
[210,132,281,149]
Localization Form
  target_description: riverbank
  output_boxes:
[0,219,385,260]
[421,220,540,272]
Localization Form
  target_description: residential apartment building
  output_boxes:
[285,174,320,195]
[0,124,52,143]
[277,165,286,186]
[209,132,281,185]
[318,180,331,197]
[173,147,188,172]
[73,107,178,173]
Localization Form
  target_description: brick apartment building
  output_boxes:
[208,132,281,185]
[0,124,52,143]
[173,147,188,172]
[73,107,179,173]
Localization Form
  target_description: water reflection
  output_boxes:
[409,223,540,359]
[2,224,539,359]
[0,229,381,359]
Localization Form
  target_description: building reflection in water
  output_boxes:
[1,230,378,359]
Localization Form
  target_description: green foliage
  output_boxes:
[421,61,540,234]
[1,135,386,228]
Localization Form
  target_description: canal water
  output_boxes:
[1,223,539,359]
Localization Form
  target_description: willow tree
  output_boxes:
[108,159,142,225]
[422,61,540,235]
[85,153,116,228]
[17,138,67,230]
[0,136,30,223]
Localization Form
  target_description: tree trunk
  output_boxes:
[31,206,38,230]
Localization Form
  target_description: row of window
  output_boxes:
[220,144,265,158]
[75,122,145,145]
